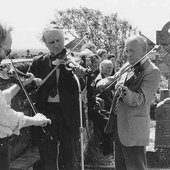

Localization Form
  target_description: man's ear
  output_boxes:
[142,44,148,54]
[44,41,48,48]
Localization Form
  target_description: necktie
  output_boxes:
[49,68,59,97]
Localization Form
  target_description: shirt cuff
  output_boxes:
[12,112,26,135]
[2,90,12,105]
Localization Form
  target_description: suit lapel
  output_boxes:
[42,53,51,75]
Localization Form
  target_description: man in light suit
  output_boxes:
[97,35,160,170]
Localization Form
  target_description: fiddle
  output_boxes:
[123,62,144,91]
[6,56,53,140]
[37,33,89,87]
[0,64,30,80]
[35,49,91,91]
[51,48,85,71]
[0,64,30,85]
[104,45,163,92]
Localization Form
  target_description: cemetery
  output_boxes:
[1,21,170,170]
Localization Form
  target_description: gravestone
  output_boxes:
[156,21,170,46]
[155,97,170,148]
[156,21,170,89]
[151,22,170,167]
[155,22,170,149]
[154,97,170,167]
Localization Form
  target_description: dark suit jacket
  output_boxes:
[29,53,81,127]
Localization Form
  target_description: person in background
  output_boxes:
[97,49,108,61]
[29,25,86,170]
[0,23,51,170]
[93,59,114,155]
[108,53,117,75]
[95,60,114,113]
[85,54,101,121]
[79,48,94,68]
[97,35,160,170]
[97,59,114,79]
[81,42,97,54]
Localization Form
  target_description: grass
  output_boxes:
[85,134,114,167]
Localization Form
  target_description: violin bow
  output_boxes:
[7,54,53,140]
[32,32,88,91]
[105,44,164,91]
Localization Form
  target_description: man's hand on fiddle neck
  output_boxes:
[0,70,9,80]
[33,77,43,87]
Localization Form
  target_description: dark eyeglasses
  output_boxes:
[0,46,12,56]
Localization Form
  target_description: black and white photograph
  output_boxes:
[0,0,170,169]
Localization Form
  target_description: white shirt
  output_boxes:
[0,89,26,138]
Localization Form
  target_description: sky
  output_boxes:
[0,0,170,49]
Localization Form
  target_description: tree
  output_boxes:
[52,7,139,66]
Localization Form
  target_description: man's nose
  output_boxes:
[53,40,59,46]
[124,51,130,58]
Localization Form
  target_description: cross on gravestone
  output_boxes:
[26,49,30,56]
[156,21,170,90]
[156,21,170,46]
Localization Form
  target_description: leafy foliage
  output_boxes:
[52,7,139,66]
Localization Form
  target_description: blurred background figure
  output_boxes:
[95,59,114,117]
[84,54,101,121]
[108,53,117,75]
[89,59,114,156]
[98,59,114,78]
[79,49,94,68]
[81,42,97,54]
[97,49,108,62]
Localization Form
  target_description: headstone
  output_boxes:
[156,21,170,90]
[154,97,170,167]
[155,97,170,148]
[156,21,170,46]
[160,89,170,101]
[147,21,170,168]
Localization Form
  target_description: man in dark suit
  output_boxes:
[97,35,160,170]
[29,26,85,170]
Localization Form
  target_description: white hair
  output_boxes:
[125,35,148,53]
[41,25,64,42]
[99,59,113,71]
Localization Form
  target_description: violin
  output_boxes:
[0,64,30,85]
[3,56,54,140]
[37,32,89,87]
[123,62,144,92]
[51,48,85,71]
[104,45,163,92]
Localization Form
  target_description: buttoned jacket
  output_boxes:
[29,53,81,127]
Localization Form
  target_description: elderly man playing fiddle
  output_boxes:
[97,35,160,170]
[29,25,86,170]
[0,24,51,170]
